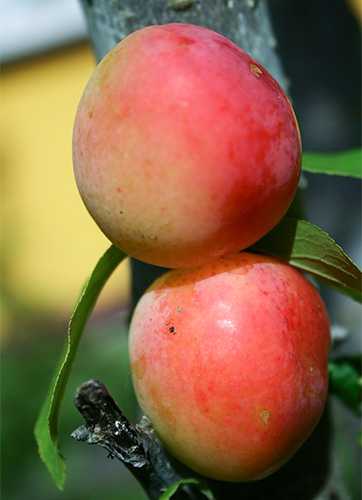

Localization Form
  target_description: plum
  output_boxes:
[73,24,301,268]
[129,253,330,481]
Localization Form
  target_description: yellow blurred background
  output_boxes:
[348,0,362,20]
[1,43,130,336]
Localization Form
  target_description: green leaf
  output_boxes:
[160,478,215,500]
[34,245,126,490]
[329,359,362,415]
[253,217,362,302]
[302,149,362,178]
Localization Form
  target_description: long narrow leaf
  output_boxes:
[34,245,126,489]
[302,149,362,178]
[253,217,362,302]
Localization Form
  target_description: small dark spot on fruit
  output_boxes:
[168,326,176,334]
[119,210,124,215]
[88,110,94,119]
[259,409,271,425]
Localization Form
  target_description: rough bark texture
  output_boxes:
[71,380,209,500]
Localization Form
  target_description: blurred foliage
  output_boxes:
[329,357,362,415]
[2,318,146,500]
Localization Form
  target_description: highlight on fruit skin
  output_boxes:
[73,23,301,268]
[129,252,330,481]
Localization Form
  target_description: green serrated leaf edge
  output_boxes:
[302,149,362,178]
[253,217,362,303]
[34,245,126,490]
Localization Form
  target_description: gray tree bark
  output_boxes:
[80,0,287,91]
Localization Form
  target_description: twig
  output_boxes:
[71,379,208,500]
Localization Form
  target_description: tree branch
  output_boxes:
[80,0,287,90]
[71,380,209,500]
